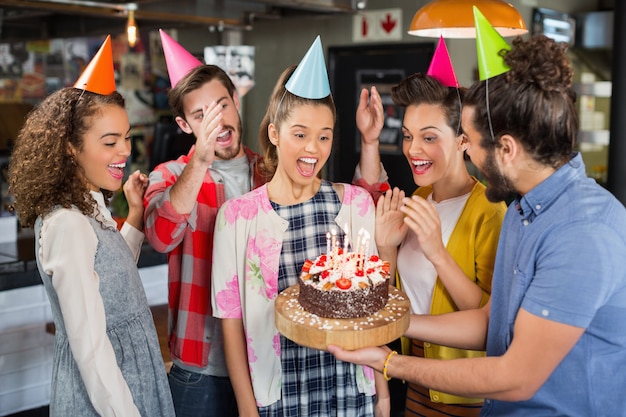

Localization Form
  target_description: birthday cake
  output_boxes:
[298,249,390,319]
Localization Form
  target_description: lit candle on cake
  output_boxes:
[362,230,370,256]
[326,232,331,255]
[355,228,365,271]
[330,228,338,265]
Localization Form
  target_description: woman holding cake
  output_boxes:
[211,36,389,417]
[356,38,506,416]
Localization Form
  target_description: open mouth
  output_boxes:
[297,157,317,177]
[108,162,126,180]
[216,129,232,144]
[411,159,433,174]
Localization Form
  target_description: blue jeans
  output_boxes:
[168,364,237,417]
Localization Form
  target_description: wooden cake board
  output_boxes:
[275,285,410,351]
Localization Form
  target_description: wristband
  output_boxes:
[383,350,398,381]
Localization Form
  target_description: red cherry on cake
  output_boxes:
[369,254,380,262]
[336,277,352,290]
[315,254,327,267]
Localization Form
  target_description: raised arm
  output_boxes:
[353,86,390,201]
[356,86,384,185]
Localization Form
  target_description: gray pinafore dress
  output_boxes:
[35,212,174,416]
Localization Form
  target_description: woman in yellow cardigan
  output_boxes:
[357,71,506,416]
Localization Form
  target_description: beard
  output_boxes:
[481,150,517,203]
[214,120,243,160]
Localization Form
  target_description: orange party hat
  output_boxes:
[426,36,459,88]
[73,35,115,95]
[159,29,203,88]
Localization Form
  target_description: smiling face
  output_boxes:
[71,104,131,192]
[269,103,334,188]
[177,79,244,161]
[402,103,465,188]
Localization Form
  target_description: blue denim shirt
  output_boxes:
[481,153,626,416]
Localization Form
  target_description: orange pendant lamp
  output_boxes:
[409,0,527,38]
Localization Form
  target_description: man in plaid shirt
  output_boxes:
[144,33,266,417]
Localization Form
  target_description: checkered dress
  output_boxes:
[259,180,375,417]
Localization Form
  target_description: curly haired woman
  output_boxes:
[9,84,175,416]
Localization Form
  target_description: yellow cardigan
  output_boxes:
[397,179,506,404]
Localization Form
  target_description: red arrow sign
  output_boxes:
[381,13,396,33]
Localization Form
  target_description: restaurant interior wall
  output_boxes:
[172,0,606,158]
[0,0,614,415]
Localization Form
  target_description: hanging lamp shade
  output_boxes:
[409,0,527,38]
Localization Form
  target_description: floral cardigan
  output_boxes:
[211,183,377,406]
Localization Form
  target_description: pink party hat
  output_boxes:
[474,6,511,81]
[285,35,331,99]
[73,35,115,95]
[426,36,459,88]
[159,29,203,88]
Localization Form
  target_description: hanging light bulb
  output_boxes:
[126,3,138,48]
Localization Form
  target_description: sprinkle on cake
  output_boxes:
[298,247,391,319]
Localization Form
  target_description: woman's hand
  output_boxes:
[375,187,407,250]
[122,170,148,230]
[356,86,384,146]
[400,195,447,264]
[123,170,148,212]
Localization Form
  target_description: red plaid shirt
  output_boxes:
[144,146,265,368]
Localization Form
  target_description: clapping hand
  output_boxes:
[375,187,407,250]
[400,195,446,263]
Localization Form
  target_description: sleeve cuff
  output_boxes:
[120,223,145,262]
[353,162,391,202]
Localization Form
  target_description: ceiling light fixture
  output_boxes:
[408,0,527,38]
[126,3,138,48]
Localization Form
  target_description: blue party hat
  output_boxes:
[285,35,331,99]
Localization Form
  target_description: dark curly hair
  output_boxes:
[9,88,126,228]
[257,65,336,180]
[391,72,465,136]
[464,35,577,168]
